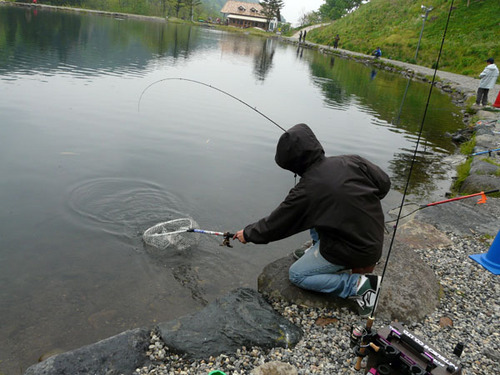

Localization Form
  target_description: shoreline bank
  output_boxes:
[4,1,499,107]
[283,39,500,115]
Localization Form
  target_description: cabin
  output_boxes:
[220,0,269,30]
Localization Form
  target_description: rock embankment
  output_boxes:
[454,109,500,194]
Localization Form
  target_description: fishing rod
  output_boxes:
[422,190,497,207]
[385,189,499,225]
[469,147,500,157]
[354,0,459,371]
[137,77,287,132]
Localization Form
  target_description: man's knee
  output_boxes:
[288,267,303,286]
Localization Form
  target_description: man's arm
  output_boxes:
[234,184,311,244]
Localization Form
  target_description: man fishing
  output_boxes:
[233,123,391,317]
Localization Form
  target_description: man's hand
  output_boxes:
[233,230,247,244]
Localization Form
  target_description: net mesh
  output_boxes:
[143,218,200,250]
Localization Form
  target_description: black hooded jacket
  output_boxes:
[243,123,391,268]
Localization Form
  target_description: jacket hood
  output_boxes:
[275,123,325,175]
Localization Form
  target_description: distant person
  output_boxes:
[233,124,391,317]
[333,34,340,49]
[476,58,499,106]
[303,30,307,42]
[298,30,303,43]
[372,47,382,59]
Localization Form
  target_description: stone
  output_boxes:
[157,288,303,360]
[475,134,499,150]
[315,317,339,326]
[439,316,453,327]
[258,254,356,311]
[397,221,453,249]
[460,174,500,195]
[24,328,150,375]
[470,159,500,175]
[257,231,441,323]
[250,361,298,375]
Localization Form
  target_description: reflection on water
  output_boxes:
[0,4,464,374]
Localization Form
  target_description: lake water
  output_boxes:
[0,5,463,373]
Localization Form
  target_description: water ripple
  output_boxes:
[67,177,187,238]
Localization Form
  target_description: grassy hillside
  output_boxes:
[309,0,500,77]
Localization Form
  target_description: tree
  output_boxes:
[184,0,201,21]
[259,0,284,22]
[299,10,322,27]
[171,0,184,17]
[319,0,363,21]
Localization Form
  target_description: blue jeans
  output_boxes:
[289,241,360,298]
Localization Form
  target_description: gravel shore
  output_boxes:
[136,225,500,375]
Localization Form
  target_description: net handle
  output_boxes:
[187,228,235,237]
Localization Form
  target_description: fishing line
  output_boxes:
[138,77,287,132]
[370,0,457,320]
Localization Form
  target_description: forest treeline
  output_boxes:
[6,0,500,77]
[10,0,229,21]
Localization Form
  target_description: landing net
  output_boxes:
[143,218,200,250]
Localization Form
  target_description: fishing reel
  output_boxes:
[221,232,234,248]
[351,322,463,375]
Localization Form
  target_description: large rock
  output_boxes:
[470,159,500,175]
[157,288,303,360]
[258,223,443,323]
[460,174,500,195]
[24,328,150,375]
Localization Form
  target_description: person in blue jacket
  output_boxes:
[372,47,381,59]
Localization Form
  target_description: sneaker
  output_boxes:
[293,247,309,260]
[351,275,381,317]
[292,240,316,260]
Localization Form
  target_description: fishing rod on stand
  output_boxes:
[385,189,499,227]
[350,1,465,374]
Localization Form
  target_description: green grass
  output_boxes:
[308,0,500,77]
[452,157,473,193]
[451,136,476,193]
[460,137,476,155]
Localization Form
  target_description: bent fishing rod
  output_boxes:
[354,0,458,370]
[137,77,287,132]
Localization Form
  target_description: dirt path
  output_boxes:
[291,23,331,40]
